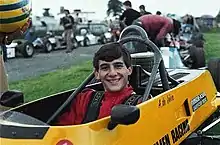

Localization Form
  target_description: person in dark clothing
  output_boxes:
[57,42,137,125]
[60,9,75,53]
[133,15,181,47]
[1,45,7,62]
[120,1,141,26]
[139,5,152,16]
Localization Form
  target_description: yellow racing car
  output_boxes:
[1,25,220,145]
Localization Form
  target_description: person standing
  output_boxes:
[120,1,141,27]
[60,9,75,53]
[139,5,152,16]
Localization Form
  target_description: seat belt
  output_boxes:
[82,92,142,124]
[82,91,104,124]
[123,94,143,105]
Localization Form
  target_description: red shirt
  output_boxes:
[57,85,134,125]
[139,15,173,41]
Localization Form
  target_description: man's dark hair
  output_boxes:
[93,42,132,70]
[64,9,70,14]
[172,19,181,36]
[156,11,161,15]
[123,0,132,7]
[139,5,145,10]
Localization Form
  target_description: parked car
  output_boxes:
[6,39,35,58]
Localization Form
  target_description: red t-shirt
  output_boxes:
[57,85,134,125]
[139,15,173,41]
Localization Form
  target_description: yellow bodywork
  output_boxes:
[1,70,219,145]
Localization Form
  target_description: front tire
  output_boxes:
[208,58,220,92]
[20,42,35,58]
[188,46,205,69]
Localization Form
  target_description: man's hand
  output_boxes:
[0,18,31,45]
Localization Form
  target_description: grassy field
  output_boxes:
[9,61,93,102]
[204,33,220,59]
[9,32,220,102]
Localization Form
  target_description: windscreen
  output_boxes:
[0,111,48,126]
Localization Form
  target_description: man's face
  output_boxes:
[64,11,68,16]
[95,57,132,92]
[139,8,144,12]
[124,5,130,10]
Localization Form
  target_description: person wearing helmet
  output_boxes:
[133,14,181,47]
[0,0,32,94]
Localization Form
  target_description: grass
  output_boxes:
[204,33,220,60]
[8,32,220,102]
[9,61,93,102]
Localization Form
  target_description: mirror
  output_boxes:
[107,104,140,130]
[0,90,24,107]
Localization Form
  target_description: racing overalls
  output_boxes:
[57,85,135,125]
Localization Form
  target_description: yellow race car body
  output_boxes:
[1,69,220,145]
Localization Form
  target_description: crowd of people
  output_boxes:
[109,0,198,47]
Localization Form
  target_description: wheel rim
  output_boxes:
[103,38,107,43]
[86,39,90,45]
[26,45,34,56]
[46,43,53,51]
[72,39,78,47]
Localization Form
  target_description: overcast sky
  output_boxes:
[32,0,219,19]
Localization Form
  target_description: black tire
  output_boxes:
[208,58,220,92]
[72,38,78,49]
[20,42,35,58]
[44,41,53,53]
[101,36,107,44]
[83,37,90,47]
[189,45,206,69]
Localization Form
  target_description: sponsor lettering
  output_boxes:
[171,119,190,143]
[153,134,170,145]
[153,119,190,145]
[191,92,207,112]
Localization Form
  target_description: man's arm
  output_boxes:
[69,16,75,25]
[119,11,126,21]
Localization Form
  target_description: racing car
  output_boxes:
[5,39,35,58]
[164,32,206,69]
[1,25,220,145]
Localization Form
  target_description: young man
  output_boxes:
[57,42,137,125]
[133,14,181,47]
[139,5,152,16]
[120,1,141,26]
[60,9,75,53]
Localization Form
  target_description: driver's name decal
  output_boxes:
[153,119,190,145]
[158,94,174,108]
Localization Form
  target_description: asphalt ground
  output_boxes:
[5,45,101,82]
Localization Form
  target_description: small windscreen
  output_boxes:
[0,111,48,126]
